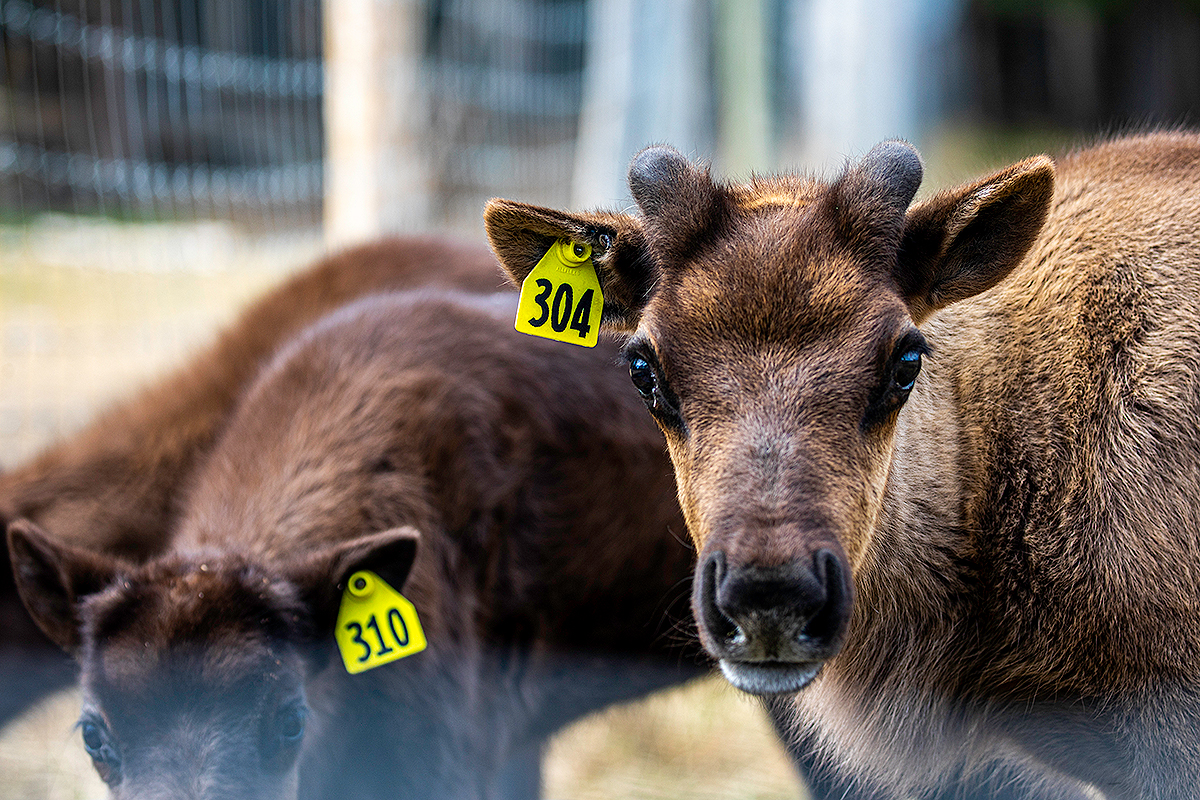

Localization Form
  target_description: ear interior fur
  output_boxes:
[898,155,1056,320]
[483,200,598,286]
[7,518,125,654]
[284,526,420,638]
[483,199,655,331]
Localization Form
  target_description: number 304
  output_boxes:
[527,279,594,338]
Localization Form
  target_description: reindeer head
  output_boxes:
[7,520,418,799]
[486,142,1053,695]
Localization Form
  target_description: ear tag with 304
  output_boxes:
[515,239,604,348]
[335,570,427,674]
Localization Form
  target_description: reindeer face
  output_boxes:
[7,520,419,799]
[624,269,924,692]
[73,559,311,800]
[487,141,1053,696]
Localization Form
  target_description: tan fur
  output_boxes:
[486,132,1200,799]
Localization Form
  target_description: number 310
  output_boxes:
[344,610,411,663]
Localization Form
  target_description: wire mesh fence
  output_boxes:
[0,0,594,463]
[0,0,324,222]
[1,0,328,462]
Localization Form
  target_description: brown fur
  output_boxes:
[9,289,700,799]
[0,237,505,722]
[0,236,505,557]
[485,132,1200,799]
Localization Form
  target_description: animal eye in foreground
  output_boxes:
[629,356,657,403]
[893,349,921,391]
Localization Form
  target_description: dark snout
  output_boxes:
[694,548,851,696]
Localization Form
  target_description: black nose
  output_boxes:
[694,548,851,664]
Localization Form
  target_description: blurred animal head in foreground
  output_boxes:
[8,519,417,800]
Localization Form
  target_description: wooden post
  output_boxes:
[323,0,430,249]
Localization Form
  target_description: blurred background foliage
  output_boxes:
[4,1,1200,798]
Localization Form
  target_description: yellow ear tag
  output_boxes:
[514,239,604,348]
[335,570,427,675]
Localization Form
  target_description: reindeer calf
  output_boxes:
[9,287,699,798]
[487,132,1200,799]
[0,237,504,724]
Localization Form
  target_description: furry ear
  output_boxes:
[484,199,655,332]
[284,526,420,638]
[7,518,126,655]
[898,155,1055,321]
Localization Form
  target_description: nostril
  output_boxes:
[697,551,740,644]
[800,549,851,645]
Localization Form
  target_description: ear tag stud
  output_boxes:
[335,570,427,674]
[515,239,604,348]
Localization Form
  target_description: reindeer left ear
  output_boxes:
[484,199,655,332]
[7,518,127,655]
[897,155,1055,322]
[284,526,420,638]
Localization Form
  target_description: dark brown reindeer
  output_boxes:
[9,288,700,799]
[485,131,1200,799]
[0,237,505,724]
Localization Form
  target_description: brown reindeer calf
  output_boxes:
[8,292,699,797]
[486,132,1200,799]
[0,237,505,724]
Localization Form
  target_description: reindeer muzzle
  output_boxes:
[693,548,851,695]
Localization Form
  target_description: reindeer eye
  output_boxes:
[275,703,308,745]
[79,716,122,784]
[629,356,658,403]
[626,347,685,431]
[81,721,104,752]
[894,349,922,392]
[260,698,310,768]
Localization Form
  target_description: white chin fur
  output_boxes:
[718,659,822,696]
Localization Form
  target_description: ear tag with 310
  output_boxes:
[335,570,427,674]
[515,239,604,348]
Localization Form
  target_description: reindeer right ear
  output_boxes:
[897,155,1054,322]
[484,199,656,332]
[284,526,421,640]
[7,519,124,655]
